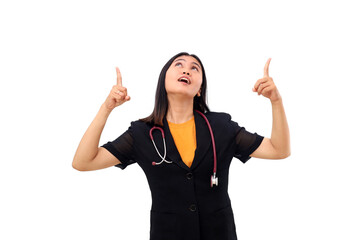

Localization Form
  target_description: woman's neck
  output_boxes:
[166,95,194,124]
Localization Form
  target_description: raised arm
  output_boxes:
[72,67,131,171]
[250,58,291,159]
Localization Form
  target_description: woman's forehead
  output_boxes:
[173,55,201,69]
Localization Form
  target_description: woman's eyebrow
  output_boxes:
[174,59,201,70]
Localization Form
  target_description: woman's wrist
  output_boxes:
[100,103,113,117]
[270,96,283,105]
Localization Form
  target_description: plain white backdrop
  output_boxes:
[1,0,359,239]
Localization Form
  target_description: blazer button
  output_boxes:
[186,172,193,180]
[189,204,197,212]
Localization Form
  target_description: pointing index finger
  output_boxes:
[116,67,122,86]
[263,58,271,77]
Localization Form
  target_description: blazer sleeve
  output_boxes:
[230,119,264,164]
[100,124,136,169]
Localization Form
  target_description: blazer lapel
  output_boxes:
[162,117,190,170]
[161,111,212,171]
[190,110,212,170]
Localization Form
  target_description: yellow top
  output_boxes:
[167,117,196,168]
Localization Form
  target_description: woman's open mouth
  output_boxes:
[178,77,191,85]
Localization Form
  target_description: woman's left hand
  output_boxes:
[252,58,281,102]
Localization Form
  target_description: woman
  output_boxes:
[72,52,290,240]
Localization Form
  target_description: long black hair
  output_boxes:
[140,52,210,126]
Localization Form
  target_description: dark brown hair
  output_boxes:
[140,52,210,126]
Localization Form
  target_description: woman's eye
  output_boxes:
[192,66,199,71]
[175,62,182,67]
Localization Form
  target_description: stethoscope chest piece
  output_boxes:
[211,173,218,187]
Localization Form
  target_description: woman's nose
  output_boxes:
[183,71,190,76]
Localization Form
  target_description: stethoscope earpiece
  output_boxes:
[150,127,172,165]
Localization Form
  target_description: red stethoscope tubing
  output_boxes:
[149,110,218,187]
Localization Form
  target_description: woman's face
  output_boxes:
[165,55,203,99]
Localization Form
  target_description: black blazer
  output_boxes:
[102,111,263,240]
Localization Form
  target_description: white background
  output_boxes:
[1,0,359,239]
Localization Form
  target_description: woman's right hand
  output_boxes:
[103,67,131,111]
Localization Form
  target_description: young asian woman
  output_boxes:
[72,52,291,240]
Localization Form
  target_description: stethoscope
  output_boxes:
[149,110,218,187]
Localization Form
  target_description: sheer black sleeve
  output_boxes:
[100,125,136,169]
[230,120,264,163]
